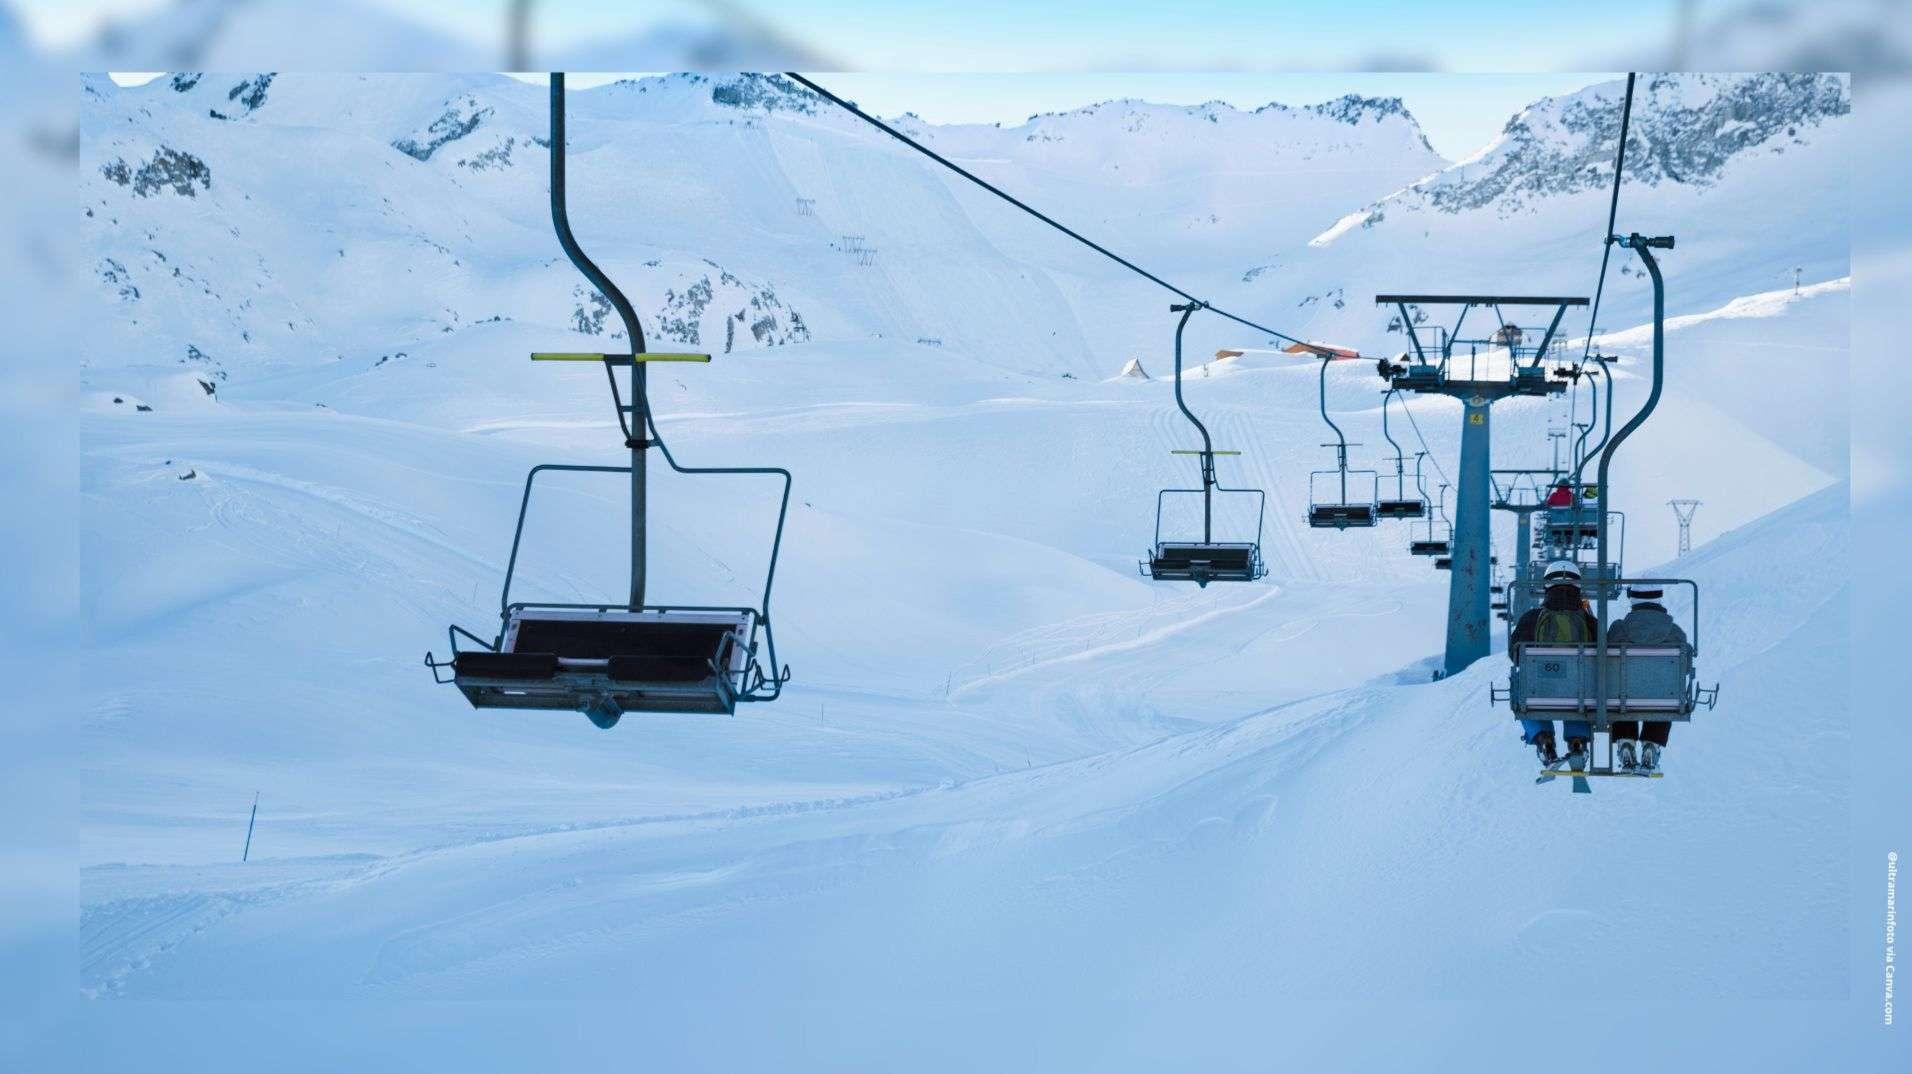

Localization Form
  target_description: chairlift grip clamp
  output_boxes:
[1613,233,1675,250]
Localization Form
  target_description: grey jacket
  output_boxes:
[1606,603,1689,649]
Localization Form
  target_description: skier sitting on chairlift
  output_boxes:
[1509,559,1601,767]
[1545,481,1574,507]
[1605,587,1690,773]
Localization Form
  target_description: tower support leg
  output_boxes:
[1445,398,1493,674]
[1510,508,1534,627]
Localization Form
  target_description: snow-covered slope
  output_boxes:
[80,470,1849,1006]
[73,71,1858,1063]
[81,72,1450,390]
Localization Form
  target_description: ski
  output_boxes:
[1533,751,1593,792]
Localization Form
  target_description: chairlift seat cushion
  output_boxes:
[608,651,720,684]
[1377,500,1426,519]
[1410,540,1450,556]
[454,651,559,680]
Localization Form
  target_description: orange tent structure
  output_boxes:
[1282,341,1362,360]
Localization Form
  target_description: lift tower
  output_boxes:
[1376,294,1580,675]
[1669,498,1701,557]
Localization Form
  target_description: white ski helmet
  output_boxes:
[1543,559,1582,581]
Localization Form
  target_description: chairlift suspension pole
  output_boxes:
[1595,232,1675,736]
[1571,355,1614,489]
[1381,388,1409,500]
[1414,453,1431,534]
[1169,302,1216,542]
[550,73,649,611]
[1318,354,1350,502]
[1572,369,1598,476]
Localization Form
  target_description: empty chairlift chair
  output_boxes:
[1410,480,1452,558]
[1374,389,1427,520]
[430,434,790,727]
[425,73,791,729]
[1306,352,1379,529]
[1142,302,1267,587]
[450,607,763,722]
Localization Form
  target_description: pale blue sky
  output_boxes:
[28,0,1700,65]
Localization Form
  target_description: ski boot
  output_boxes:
[1639,742,1662,773]
[1614,740,1638,772]
[1532,730,1559,766]
[1563,737,1590,771]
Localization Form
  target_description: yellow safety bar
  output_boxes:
[531,351,712,363]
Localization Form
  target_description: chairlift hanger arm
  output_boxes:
[550,73,651,447]
[783,72,1308,349]
[1317,353,1350,464]
[1593,231,1673,733]
[1169,303,1217,465]
[1571,354,1614,486]
[1380,388,1406,473]
[1571,365,1600,473]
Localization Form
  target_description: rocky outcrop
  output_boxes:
[393,93,492,161]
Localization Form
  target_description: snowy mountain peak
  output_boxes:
[708,73,820,114]
[1300,93,1416,127]
[1013,92,1432,138]
[128,71,280,122]
[1318,72,1848,237]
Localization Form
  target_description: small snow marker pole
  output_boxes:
[242,791,259,863]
